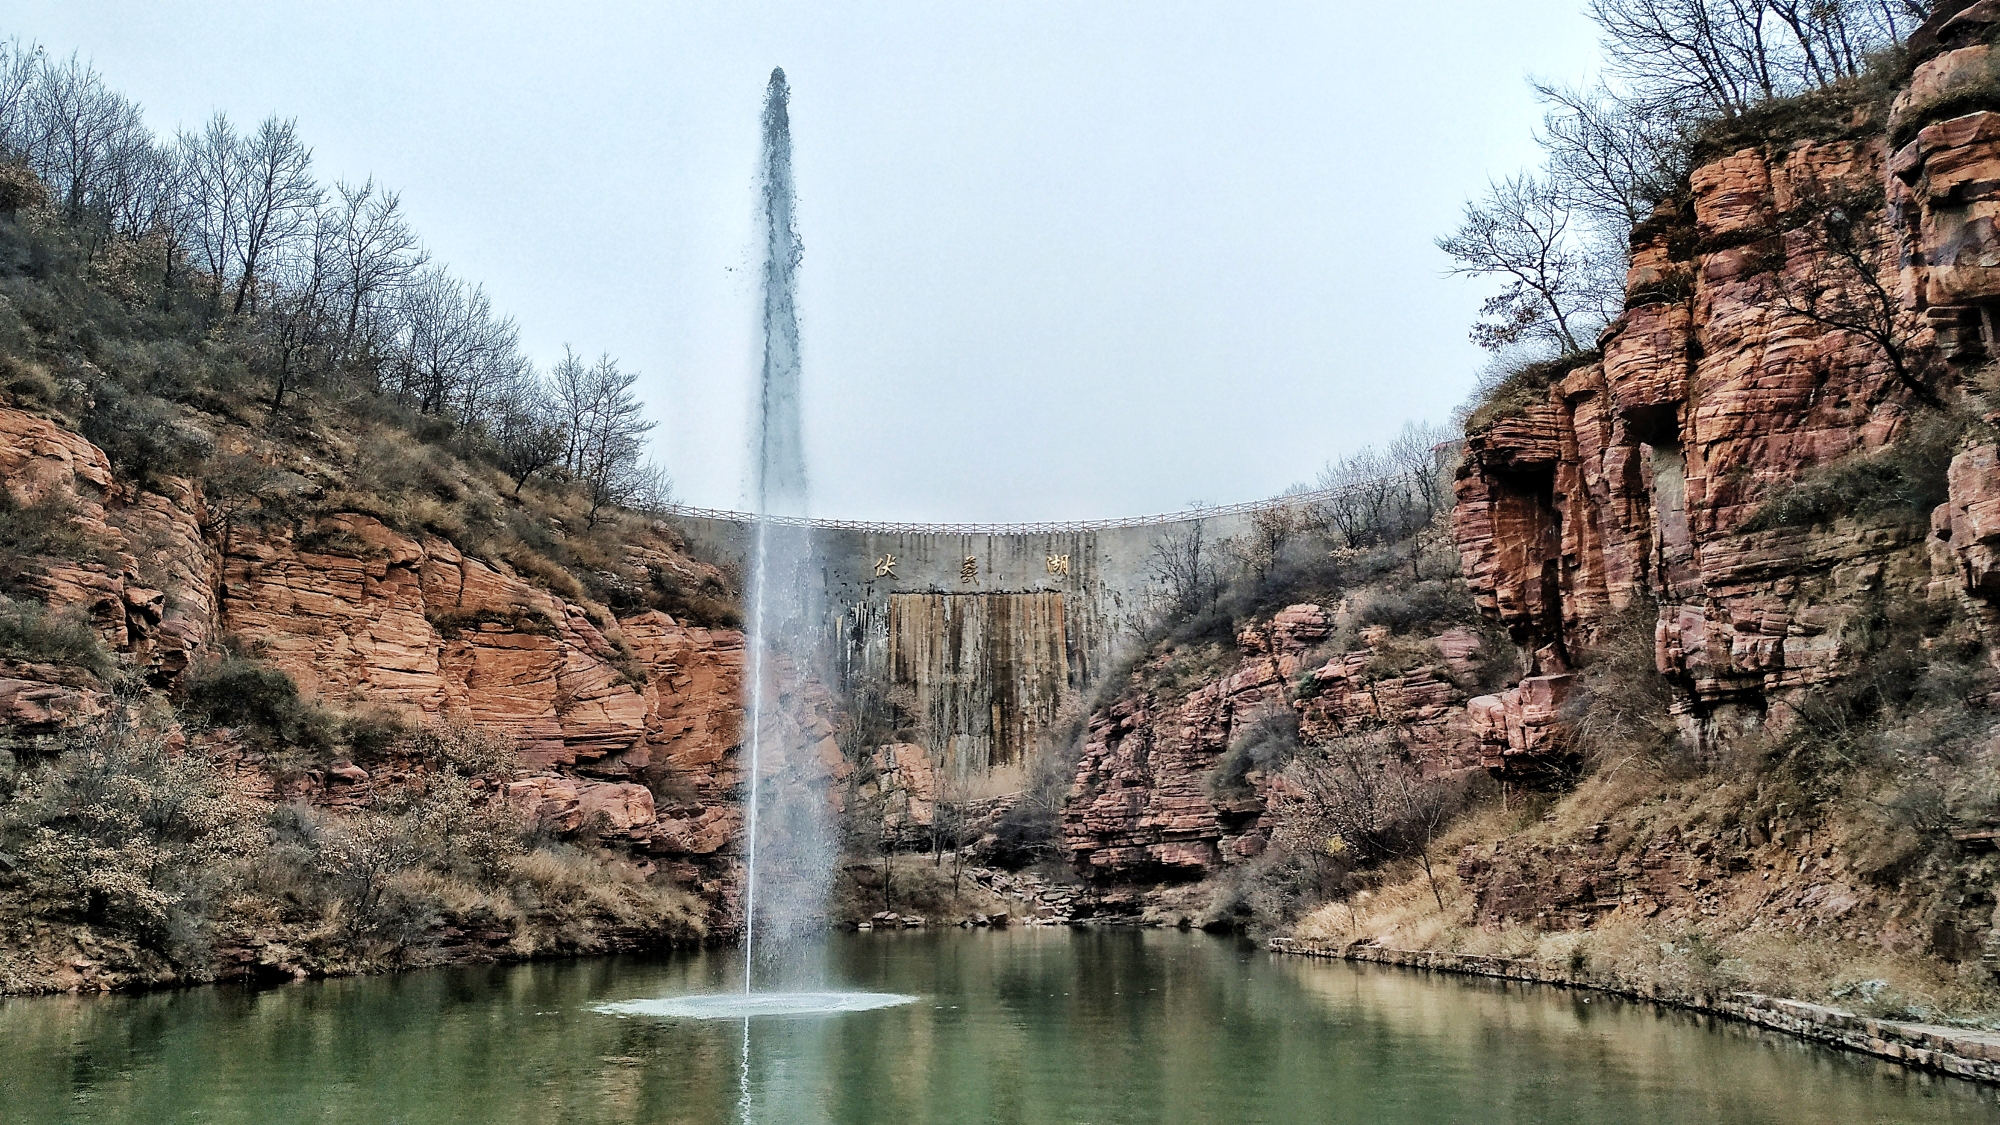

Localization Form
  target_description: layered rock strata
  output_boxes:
[1448,66,2000,769]
[0,404,789,918]
[1062,605,1488,887]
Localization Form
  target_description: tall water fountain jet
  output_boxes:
[753,68,807,523]
[739,66,833,991]
[593,83,899,1117]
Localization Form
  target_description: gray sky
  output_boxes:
[13,2,1601,521]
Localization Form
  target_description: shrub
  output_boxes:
[0,353,57,406]
[1461,351,1598,433]
[0,596,113,677]
[1695,65,1903,161]
[180,653,335,753]
[644,566,743,628]
[1740,411,1972,532]
[0,488,113,597]
[508,844,701,946]
[80,385,213,483]
[1770,590,1988,784]
[1556,597,1681,775]
[338,708,409,760]
[1355,579,1477,635]
[1209,712,1301,799]
[1887,43,2000,151]
[2,722,255,952]
[402,721,518,778]
[989,718,1087,869]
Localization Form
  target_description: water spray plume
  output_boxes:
[740,62,829,990]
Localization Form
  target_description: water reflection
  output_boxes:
[1,930,1994,1124]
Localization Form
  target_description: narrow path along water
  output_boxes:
[3,930,1997,1125]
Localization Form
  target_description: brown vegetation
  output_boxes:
[0,715,703,993]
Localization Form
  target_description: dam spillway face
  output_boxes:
[882,590,1069,773]
[672,503,1282,778]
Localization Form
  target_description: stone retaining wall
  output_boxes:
[1267,937,2000,1084]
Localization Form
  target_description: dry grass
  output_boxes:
[507,846,704,950]
[1291,770,2000,1025]
[830,855,1022,925]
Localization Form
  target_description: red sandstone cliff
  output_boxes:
[1067,20,2000,974]
[0,401,805,928]
[1062,603,1493,899]
[1451,33,2000,771]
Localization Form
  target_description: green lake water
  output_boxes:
[2,928,1996,1124]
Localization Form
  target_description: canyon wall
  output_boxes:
[1453,24,2000,774]
[0,406,831,915]
[1062,605,1492,888]
[1060,12,2000,926]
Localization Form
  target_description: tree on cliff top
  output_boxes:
[0,37,676,537]
[1589,0,1922,118]
[1443,2,1927,365]
[1439,174,1623,356]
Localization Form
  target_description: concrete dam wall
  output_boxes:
[670,501,1294,773]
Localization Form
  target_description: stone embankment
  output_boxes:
[1268,938,2000,1084]
[969,868,1087,923]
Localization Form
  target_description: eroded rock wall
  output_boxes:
[1062,606,1490,889]
[1448,92,2000,768]
[0,404,801,918]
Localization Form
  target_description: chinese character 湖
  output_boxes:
[1046,554,1071,577]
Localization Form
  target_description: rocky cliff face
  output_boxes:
[1451,35,2000,772]
[1065,19,2000,970]
[0,401,782,922]
[1062,604,1490,897]
[1,407,211,722]
[1428,23,2000,967]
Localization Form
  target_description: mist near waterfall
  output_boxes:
[740,67,833,989]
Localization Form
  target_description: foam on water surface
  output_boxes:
[595,992,918,1020]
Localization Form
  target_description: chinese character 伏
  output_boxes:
[874,553,898,578]
[960,555,978,582]
[1046,554,1071,577]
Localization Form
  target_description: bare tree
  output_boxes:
[1534,80,1697,235]
[549,347,593,475]
[454,322,527,431]
[230,116,319,316]
[21,53,148,240]
[1149,512,1224,617]
[0,35,687,523]
[1768,181,1940,407]
[1283,734,1471,911]
[1385,421,1458,524]
[96,134,188,302]
[1588,0,1915,118]
[177,114,241,309]
[0,38,43,157]
[329,178,426,362]
[491,369,567,496]
[1314,436,1447,550]
[1438,173,1619,355]
[1242,496,1307,581]
[567,353,663,527]
[389,266,521,422]
[263,202,340,411]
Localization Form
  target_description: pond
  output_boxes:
[2,929,1995,1124]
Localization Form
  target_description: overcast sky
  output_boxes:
[12,2,1602,521]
